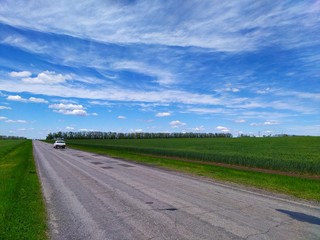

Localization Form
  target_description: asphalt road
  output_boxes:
[33,140,320,240]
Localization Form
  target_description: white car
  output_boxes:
[53,140,66,149]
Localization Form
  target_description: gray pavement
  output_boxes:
[33,140,320,240]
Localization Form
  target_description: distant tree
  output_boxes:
[46,131,234,140]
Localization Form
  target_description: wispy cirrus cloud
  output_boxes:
[0,116,27,123]
[112,61,176,86]
[275,90,320,101]
[0,79,221,105]
[5,119,27,123]
[1,1,318,52]
[0,106,11,110]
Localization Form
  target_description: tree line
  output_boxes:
[0,135,27,140]
[46,131,233,140]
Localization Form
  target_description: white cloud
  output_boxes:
[56,109,87,116]
[9,71,32,78]
[7,95,27,102]
[28,97,48,103]
[235,119,246,123]
[186,107,227,115]
[91,113,98,116]
[117,116,126,119]
[170,120,186,128]
[0,116,8,120]
[49,103,87,116]
[256,88,271,94]
[219,87,240,93]
[6,95,48,104]
[191,126,205,131]
[49,103,84,110]
[0,106,11,110]
[66,126,75,130]
[5,119,27,123]
[230,88,240,93]
[89,101,113,106]
[264,120,279,125]
[155,112,171,117]
[130,129,143,132]
[216,126,230,133]
[250,120,279,126]
[22,71,72,84]
[276,90,320,101]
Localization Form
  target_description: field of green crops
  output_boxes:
[67,136,320,175]
[64,136,320,201]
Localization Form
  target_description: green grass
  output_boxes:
[65,137,320,202]
[0,140,47,239]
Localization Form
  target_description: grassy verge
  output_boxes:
[0,140,47,239]
[68,143,320,202]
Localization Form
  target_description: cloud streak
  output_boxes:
[0,79,221,105]
[1,1,319,52]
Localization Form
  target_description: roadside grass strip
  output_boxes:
[0,140,47,239]
[67,140,320,203]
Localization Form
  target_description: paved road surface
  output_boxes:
[33,140,320,240]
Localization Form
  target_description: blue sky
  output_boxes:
[0,0,319,139]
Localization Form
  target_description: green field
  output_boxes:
[67,136,320,174]
[66,137,320,201]
[0,140,47,239]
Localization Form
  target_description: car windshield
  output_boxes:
[56,140,65,143]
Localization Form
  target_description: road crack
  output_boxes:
[245,219,292,240]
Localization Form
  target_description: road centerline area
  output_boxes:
[33,141,320,240]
